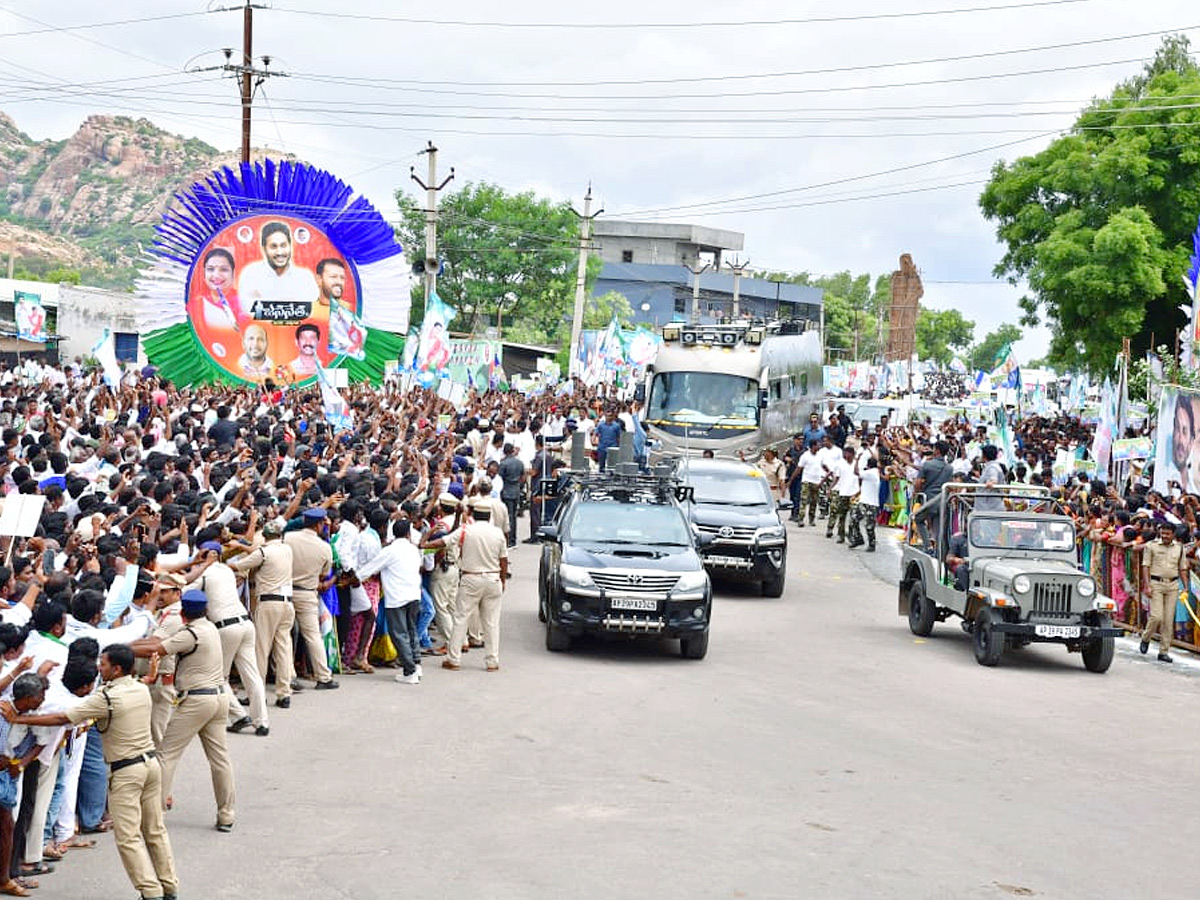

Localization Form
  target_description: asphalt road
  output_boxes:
[43,520,1200,900]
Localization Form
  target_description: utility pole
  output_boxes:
[410,142,455,307]
[727,258,750,320]
[197,2,282,163]
[685,261,711,322]
[568,186,603,378]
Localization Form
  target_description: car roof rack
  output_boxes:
[560,464,693,505]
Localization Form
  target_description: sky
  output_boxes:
[0,0,1194,364]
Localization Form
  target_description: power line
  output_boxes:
[290,24,1198,88]
[0,10,207,39]
[271,0,1094,30]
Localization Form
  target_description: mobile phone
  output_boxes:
[42,548,54,576]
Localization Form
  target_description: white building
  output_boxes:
[0,277,142,364]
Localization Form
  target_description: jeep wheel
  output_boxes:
[680,631,709,660]
[972,608,1004,667]
[1081,621,1114,673]
[545,620,571,652]
[908,581,936,637]
[537,595,548,623]
[761,564,786,598]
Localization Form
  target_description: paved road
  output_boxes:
[44,522,1200,900]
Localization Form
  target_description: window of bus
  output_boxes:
[647,371,760,432]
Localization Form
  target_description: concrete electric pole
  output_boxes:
[568,186,603,378]
[409,142,455,307]
[727,258,750,320]
[686,262,711,322]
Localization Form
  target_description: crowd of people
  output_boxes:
[0,357,647,899]
[778,396,1199,662]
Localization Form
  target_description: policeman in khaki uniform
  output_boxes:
[9,644,179,900]
[427,494,463,652]
[133,591,238,832]
[230,517,296,708]
[1139,521,1186,663]
[283,508,340,689]
[146,573,187,748]
[422,495,509,671]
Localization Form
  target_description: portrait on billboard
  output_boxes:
[185,214,360,383]
[1153,385,1200,494]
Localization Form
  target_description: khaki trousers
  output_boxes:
[429,567,459,644]
[158,692,236,826]
[109,756,177,898]
[447,573,502,667]
[293,591,333,683]
[1141,580,1177,653]
[149,683,176,749]
[217,619,268,728]
[254,599,296,700]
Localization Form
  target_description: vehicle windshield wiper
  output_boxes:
[644,540,689,547]
[578,538,641,545]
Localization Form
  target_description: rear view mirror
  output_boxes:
[536,525,559,542]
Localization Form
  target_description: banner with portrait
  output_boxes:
[186,214,362,384]
[1152,385,1200,494]
[13,291,47,343]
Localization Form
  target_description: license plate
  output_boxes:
[1034,624,1081,639]
[706,555,751,567]
[610,597,658,612]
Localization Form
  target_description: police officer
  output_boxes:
[132,591,237,832]
[283,508,340,689]
[1139,521,1186,663]
[230,517,296,709]
[7,645,179,900]
[145,573,186,748]
[426,494,462,654]
[423,496,509,672]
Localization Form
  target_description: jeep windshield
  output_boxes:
[687,473,773,507]
[969,518,1076,552]
[568,502,692,546]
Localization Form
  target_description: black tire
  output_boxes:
[537,596,547,624]
[907,581,936,637]
[761,564,786,598]
[537,558,548,623]
[545,620,571,652]
[680,630,709,659]
[972,607,1004,667]
[1082,620,1115,673]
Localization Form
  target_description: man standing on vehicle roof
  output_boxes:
[1139,522,1186,663]
[912,440,955,549]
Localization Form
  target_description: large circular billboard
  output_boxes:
[185,214,361,383]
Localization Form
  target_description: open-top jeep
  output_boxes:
[898,483,1123,670]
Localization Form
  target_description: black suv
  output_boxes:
[536,468,712,659]
[680,458,788,597]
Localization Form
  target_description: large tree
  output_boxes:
[755,269,890,361]
[395,182,596,345]
[979,36,1200,373]
[915,308,975,366]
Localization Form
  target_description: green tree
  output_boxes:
[583,290,634,329]
[755,269,888,361]
[915,308,975,366]
[969,323,1023,372]
[395,182,594,345]
[979,35,1200,373]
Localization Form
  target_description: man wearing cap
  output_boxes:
[426,493,462,654]
[283,508,339,690]
[1139,521,1187,663]
[229,517,296,709]
[188,540,268,736]
[132,591,237,833]
[6,644,179,900]
[422,495,509,672]
[146,573,186,747]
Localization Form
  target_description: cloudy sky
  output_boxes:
[0,0,1193,362]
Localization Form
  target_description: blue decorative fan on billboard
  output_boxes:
[136,159,409,385]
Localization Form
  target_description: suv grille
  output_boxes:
[694,523,756,542]
[590,572,680,594]
[1032,582,1073,618]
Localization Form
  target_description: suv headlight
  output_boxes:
[673,570,709,595]
[755,525,786,543]
[1077,577,1096,598]
[559,564,595,591]
[1012,575,1032,595]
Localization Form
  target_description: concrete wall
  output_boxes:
[55,284,141,363]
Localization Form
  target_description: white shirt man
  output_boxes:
[356,532,422,609]
[239,259,318,306]
[798,447,825,486]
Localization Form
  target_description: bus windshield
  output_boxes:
[647,372,760,431]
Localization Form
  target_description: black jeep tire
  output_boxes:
[761,563,786,598]
[1082,620,1115,673]
[908,581,936,637]
[972,607,1004,667]
[545,620,571,652]
[680,631,709,660]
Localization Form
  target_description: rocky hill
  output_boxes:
[0,112,273,288]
